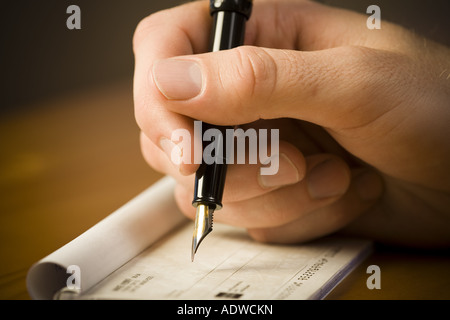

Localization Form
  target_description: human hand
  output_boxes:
[133,0,450,248]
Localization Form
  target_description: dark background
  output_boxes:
[1,0,449,113]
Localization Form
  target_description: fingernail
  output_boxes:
[259,154,300,188]
[153,59,203,100]
[159,137,182,167]
[307,159,349,200]
[354,170,383,201]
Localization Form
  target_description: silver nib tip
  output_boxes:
[191,204,213,262]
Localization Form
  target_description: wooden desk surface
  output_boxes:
[1,81,449,300]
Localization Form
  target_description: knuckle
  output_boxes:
[132,11,167,53]
[232,46,278,106]
[132,17,152,53]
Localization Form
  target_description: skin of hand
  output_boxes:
[132,0,450,248]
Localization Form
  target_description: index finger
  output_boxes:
[133,1,210,175]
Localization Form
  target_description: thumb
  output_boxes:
[152,45,406,129]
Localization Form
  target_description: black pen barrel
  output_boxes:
[192,0,252,211]
[209,11,247,52]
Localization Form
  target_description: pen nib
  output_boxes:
[191,204,213,262]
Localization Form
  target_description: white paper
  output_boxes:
[79,223,371,300]
[27,176,372,300]
[26,176,187,300]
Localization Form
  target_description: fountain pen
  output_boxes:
[191,0,253,261]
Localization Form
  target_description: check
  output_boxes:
[27,176,372,300]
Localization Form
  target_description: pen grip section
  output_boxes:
[193,124,229,210]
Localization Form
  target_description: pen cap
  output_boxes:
[210,0,253,19]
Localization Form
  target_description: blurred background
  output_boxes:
[1,0,185,112]
[0,0,449,300]
[1,0,449,111]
